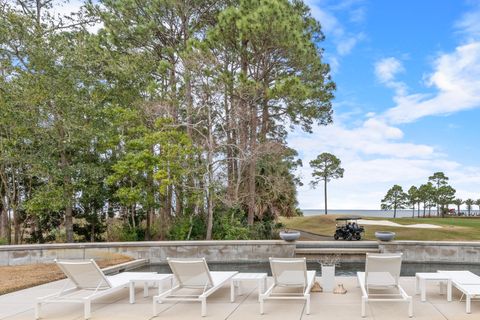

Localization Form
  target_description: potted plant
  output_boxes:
[279,228,301,241]
[318,254,340,293]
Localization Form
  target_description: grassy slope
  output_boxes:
[0,253,133,295]
[280,215,480,241]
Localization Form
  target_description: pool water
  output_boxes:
[133,262,480,277]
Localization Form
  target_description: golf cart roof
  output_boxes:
[335,216,362,221]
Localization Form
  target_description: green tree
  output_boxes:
[428,172,449,216]
[407,186,419,218]
[310,153,344,215]
[452,198,463,216]
[381,185,409,218]
[107,119,196,240]
[465,199,474,216]
[476,199,480,216]
[437,185,456,217]
[421,182,437,217]
[207,0,334,224]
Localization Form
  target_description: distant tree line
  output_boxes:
[381,172,480,218]
[0,0,335,244]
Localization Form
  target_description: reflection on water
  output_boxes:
[134,262,480,277]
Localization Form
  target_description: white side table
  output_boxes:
[415,272,452,302]
[230,273,268,302]
[128,274,174,303]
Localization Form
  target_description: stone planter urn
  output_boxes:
[375,231,396,241]
[321,264,336,293]
[279,230,301,242]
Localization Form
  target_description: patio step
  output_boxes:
[295,247,380,255]
[294,241,380,261]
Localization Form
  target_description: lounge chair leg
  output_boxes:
[305,294,311,315]
[361,296,366,317]
[84,300,91,320]
[35,301,41,319]
[408,296,413,317]
[153,298,157,316]
[201,297,207,317]
[467,295,471,313]
[260,296,264,315]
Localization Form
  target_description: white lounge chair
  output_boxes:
[357,253,412,318]
[438,270,480,313]
[259,257,316,315]
[152,257,237,317]
[35,259,158,319]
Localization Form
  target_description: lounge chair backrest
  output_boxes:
[269,257,308,287]
[167,258,214,288]
[56,259,112,290]
[365,253,402,286]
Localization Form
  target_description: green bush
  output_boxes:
[167,215,206,240]
[212,208,250,240]
[107,221,144,241]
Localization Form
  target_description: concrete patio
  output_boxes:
[0,275,478,320]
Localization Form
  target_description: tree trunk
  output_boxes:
[12,205,20,244]
[324,178,328,215]
[0,196,8,241]
[90,212,95,243]
[206,105,214,240]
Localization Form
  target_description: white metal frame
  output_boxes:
[230,273,268,302]
[35,259,146,320]
[438,270,480,313]
[357,253,412,318]
[414,272,452,302]
[152,257,237,317]
[259,257,316,315]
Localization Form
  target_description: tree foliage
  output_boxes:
[0,0,334,243]
[381,185,408,218]
[309,152,344,215]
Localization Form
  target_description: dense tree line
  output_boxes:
[381,172,480,218]
[0,0,335,243]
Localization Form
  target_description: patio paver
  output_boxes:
[0,276,476,319]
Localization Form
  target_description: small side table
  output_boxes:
[128,274,174,304]
[415,272,452,302]
[230,273,268,302]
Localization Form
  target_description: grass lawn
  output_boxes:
[280,215,480,241]
[0,253,133,295]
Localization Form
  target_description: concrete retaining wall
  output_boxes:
[380,241,480,264]
[0,241,296,266]
[2,240,480,266]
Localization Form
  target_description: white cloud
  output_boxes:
[290,4,480,210]
[305,0,366,72]
[337,32,366,56]
[289,114,480,209]
[382,42,480,124]
[455,6,480,41]
[375,57,404,83]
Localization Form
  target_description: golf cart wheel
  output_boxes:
[354,234,361,241]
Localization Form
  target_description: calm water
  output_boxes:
[134,262,480,277]
[301,209,437,218]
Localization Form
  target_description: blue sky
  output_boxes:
[290,0,480,209]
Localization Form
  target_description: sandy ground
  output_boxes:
[359,220,442,229]
[0,254,132,295]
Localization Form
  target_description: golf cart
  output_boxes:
[334,216,365,241]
